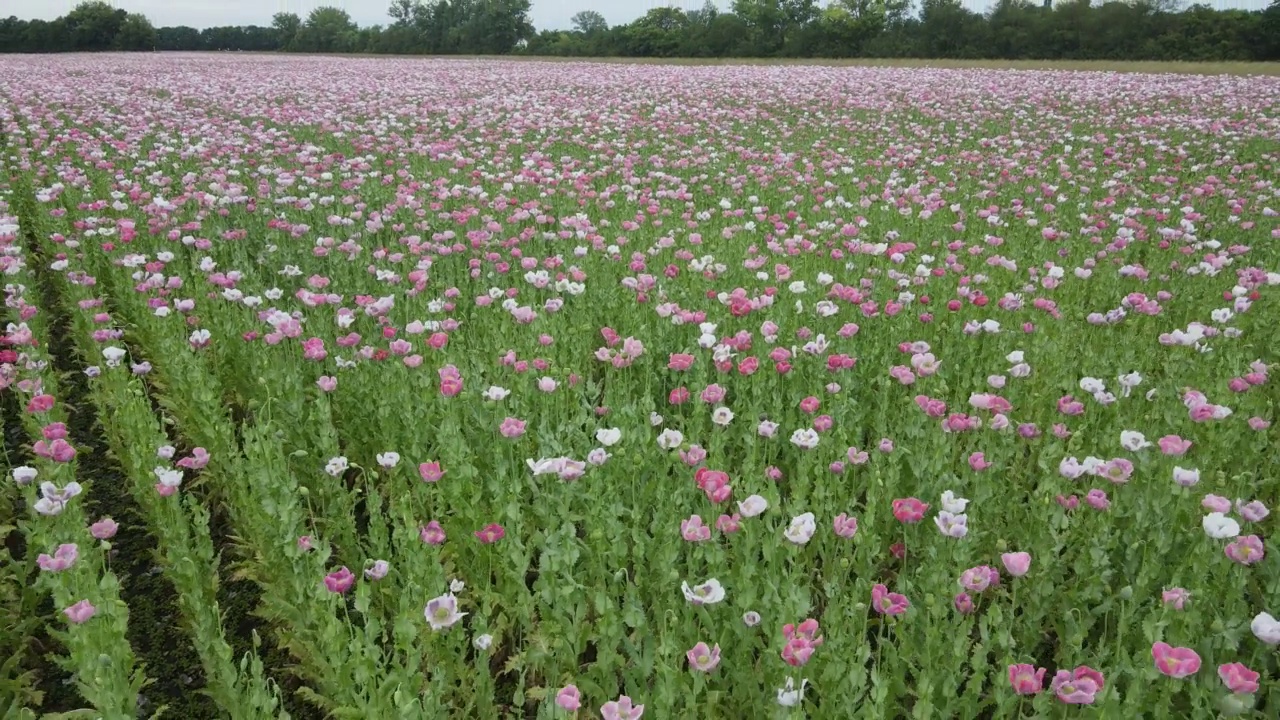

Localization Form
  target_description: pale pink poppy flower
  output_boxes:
[1202,494,1232,513]
[1158,435,1192,456]
[833,513,859,538]
[935,511,968,538]
[555,685,581,711]
[424,593,466,631]
[419,521,446,545]
[1161,588,1190,610]
[968,452,990,471]
[680,515,711,542]
[1085,489,1110,510]
[959,566,996,593]
[700,383,726,403]
[600,695,644,720]
[738,495,768,517]
[1100,458,1133,483]
[89,518,118,540]
[715,514,741,534]
[1050,666,1104,704]
[1007,664,1046,695]
[1001,552,1031,577]
[37,543,79,572]
[1236,499,1269,522]
[687,642,721,672]
[63,599,96,624]
[498,417,526,438]
[1225,535,1265,565]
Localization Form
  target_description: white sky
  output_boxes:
[5,0,735,31]
[3,0,1266,31]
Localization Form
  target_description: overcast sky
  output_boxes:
[7,0,739,31]
[6,0,1267,31]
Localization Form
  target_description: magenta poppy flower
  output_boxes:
[323,567,355,594]
[474,523,505,544]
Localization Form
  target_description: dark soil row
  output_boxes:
[12,179,214,718]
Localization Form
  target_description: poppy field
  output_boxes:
[1,54,1279,719]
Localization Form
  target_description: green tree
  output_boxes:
[731,0,819,55]
[113,13,156,50]
[272,12,302,51]
[919,0,989,57]
[388,0,420,25]
[623,7,689,56]
[568,9,610,55]
[155,25,201,51]
[295,6,359,53]
[571,10,609,35]
[471,0,535,54]
[64,1,126,51]
[987,0,1043,59]
[1261,0,1280,60]
[814,2,886,57]
[0,17,30,51]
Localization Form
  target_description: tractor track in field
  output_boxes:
[0,389,80,715]
[84,240,325,720]
[13,180,216,718]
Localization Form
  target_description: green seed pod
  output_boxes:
[1218,692,1251,716]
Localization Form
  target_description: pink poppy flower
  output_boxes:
[1001,552,1031,577]
[1050,666,1104,704]
[832,513,859,538]
[1008,664,1046,695]
[555,685,581,711]
[871,583,909,616]
[323,567,355,594]
[474,524,505,544]
[1152,642,1201,678]
[63,599,97,624]
[498,417,526,438]
[1157,435,1192,456]
[418,462,444,483]
[1217,662,1260,694]
[1161,588,1190,610]
[1225,535,1265,565]
[892,497,928,524]
[600,695,644,720]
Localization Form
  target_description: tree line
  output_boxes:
[2,0,1278,62]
